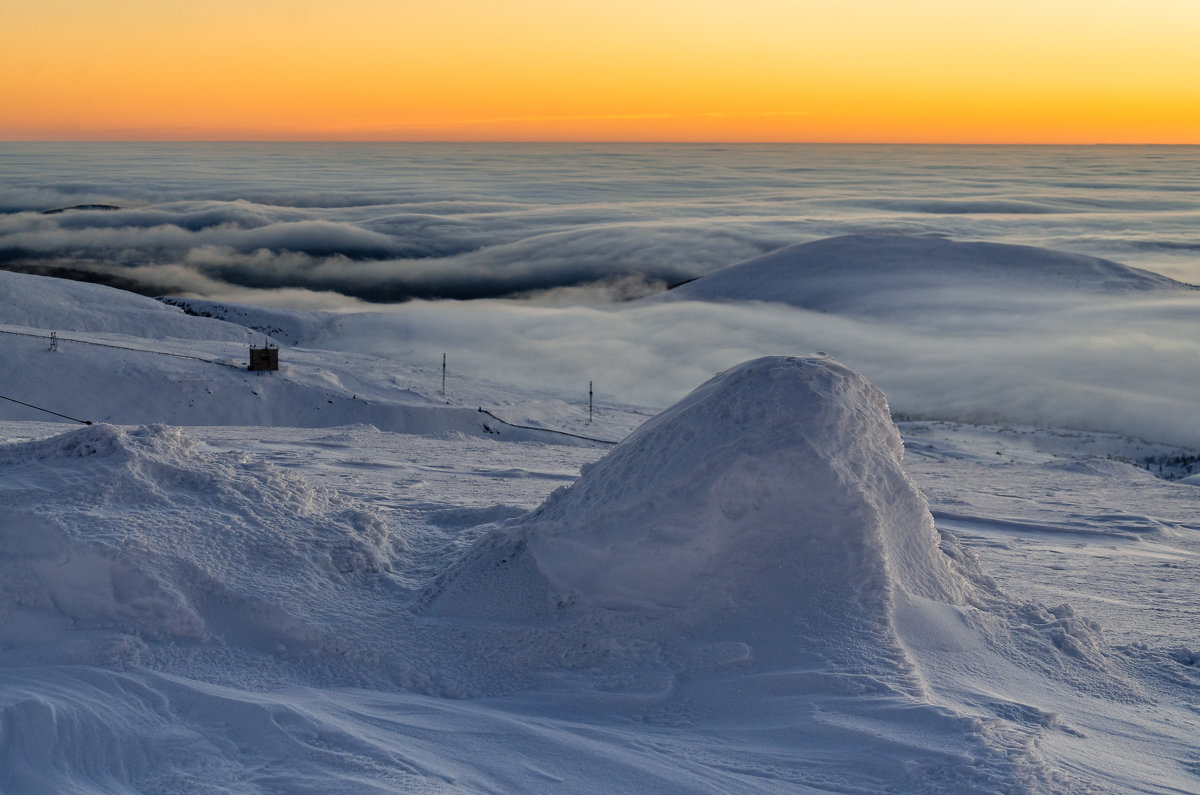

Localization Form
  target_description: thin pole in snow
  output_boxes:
[441,353,446,397]
[588,381,593,424]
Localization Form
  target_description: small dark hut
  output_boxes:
[248,343,279,372]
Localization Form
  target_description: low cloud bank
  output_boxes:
[8,197,1198,304]
[0,203,775,301]
[311,292,1200,448]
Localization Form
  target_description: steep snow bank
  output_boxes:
[429,355,1129,681]
[666,234,1191,312]
[425,357,969,670]
[419,355,1133,788]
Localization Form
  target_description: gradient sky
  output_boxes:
[3,0,1198,143]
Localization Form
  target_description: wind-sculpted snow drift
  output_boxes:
[422,355,1130,788]
[0,423,398,662]
[426,356,1112,680]
[427,356,970,665]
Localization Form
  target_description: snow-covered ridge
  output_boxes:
[0,268,260,341]
[665,233,1194,312]
[0,269,630,441]
[5,234,1200,450]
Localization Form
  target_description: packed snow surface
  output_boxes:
[1,244,1199,792]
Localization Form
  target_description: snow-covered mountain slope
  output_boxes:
[664,234,1193,313]
[0,350,1198,792]
[0,269,262,341]
[157,297,335,347]
[0,273,636,442]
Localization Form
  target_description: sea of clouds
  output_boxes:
[2,143,1198,306]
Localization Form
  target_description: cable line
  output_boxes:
[477,407,618,445]
[0,393,92,424]
[0,328,244,369]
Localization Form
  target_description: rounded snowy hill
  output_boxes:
[665,234,1192,312]
[0,268,260,341]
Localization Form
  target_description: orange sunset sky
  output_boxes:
[2,0,1198,143]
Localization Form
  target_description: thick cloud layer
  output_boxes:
[274,281,1200,448]
[2,143,1199,304]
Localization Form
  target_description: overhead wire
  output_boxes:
[0,393,92,424]
[477,407,618,445]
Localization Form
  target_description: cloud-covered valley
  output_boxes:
[2,143,1198,305]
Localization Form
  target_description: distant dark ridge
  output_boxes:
[40,204,121,215]
[665,276,700,290]
[0,250,666,304]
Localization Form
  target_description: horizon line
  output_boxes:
[2,139,1198,147]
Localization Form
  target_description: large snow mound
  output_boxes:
[425,356,969,670]
[666,234,1190,312]
[424,356,1125,695]
[415,356,1135,790]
